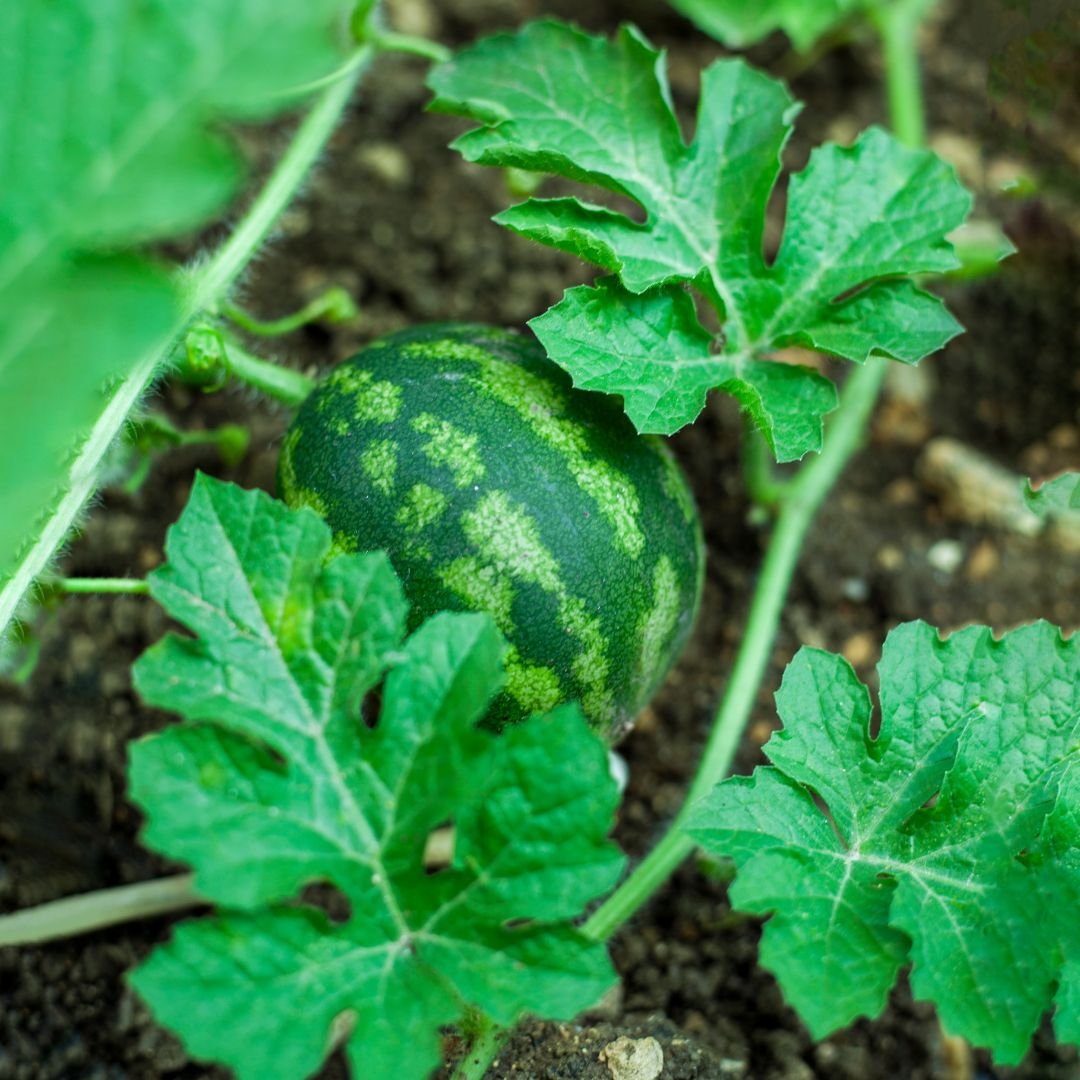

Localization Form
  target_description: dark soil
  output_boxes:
[2,1,1079,1078]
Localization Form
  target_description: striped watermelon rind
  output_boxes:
[279,324,703,742]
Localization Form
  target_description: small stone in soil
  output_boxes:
[599,1036,664,1080]
[927,538,966,574]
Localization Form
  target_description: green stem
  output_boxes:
[370,30,451,64]
[183,54,371,312]
[0,875,201,946]
[221,286,357,337]
[871,0,928,147]
[223,339,315,406]
[585,359,888,941]
[0,50,373,643]
[450,1017,509,1080]
[742,428,790,509]
[53,578,149,596]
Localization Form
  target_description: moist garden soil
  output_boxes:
[2,1,1079,1078]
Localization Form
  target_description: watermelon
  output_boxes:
[278,324,703,742]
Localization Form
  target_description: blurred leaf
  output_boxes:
[666,0,862,51]
[1025,472,1080,518]
[0,0,353,617]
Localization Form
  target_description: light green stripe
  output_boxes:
[359,438,398,496]
[278,428,328,517]
[460,490,562,592]
[439,556,514,633]
[637,555,680,686]
[505,647,564,715]
[656,439,696,525]
[403,339,645,558]
[411,412,485,488]
[449,490,615,725]
[395,483,448,535]
[323,367,402,423]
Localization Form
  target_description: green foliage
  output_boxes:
[667,0,863,50]
[127,475,623,1080]
[0,0,353,611]
[687,621,1080,1063]
[664,0,940,51]
[1025,472,1080,518]
[428,21,971,460]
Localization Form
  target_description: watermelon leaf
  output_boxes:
[532,278,837,459]
[0,0,357,638]
[1025,472,1080,518]
[664,0,940,52]
[127,475,624,1080]
[686,621,1080,1063]
[665,0,863,51]
[428,21,972,458]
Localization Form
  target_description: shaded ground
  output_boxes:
[2,1,1079,1078]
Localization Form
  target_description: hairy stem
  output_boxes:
[0,875,201,947]
[0,48,373,643]
[584,358,888,939]
[182,53,372,313]
[450,1017,510,1080]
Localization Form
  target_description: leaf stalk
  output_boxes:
[0,875,200,947]
[449,1016,509,1080]
[370,30,452,64]
[51,578,150,596]
[221,340,316,406]
[870,0,928,148]
[220,285,358,337]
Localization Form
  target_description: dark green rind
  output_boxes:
[280,324,703,742]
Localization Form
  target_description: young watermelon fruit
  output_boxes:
[279,324,703,742]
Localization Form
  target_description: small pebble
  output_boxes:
[842,631,877,668]
[930,131,984,186]
[883,477,919,506]
[927,539,965,574]
[841,576,869,602]
[599,1036,664,1080]
[876,544,905,571]
[354,143,412,187]
[965,539,1000,582]
[750,720,774,746]
[608,751,630,793]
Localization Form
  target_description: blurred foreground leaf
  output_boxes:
[0,0,353,627]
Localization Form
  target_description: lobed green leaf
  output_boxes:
[688,621,1080,1063]
[429,21,972,459]
[127,476,624,1080]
